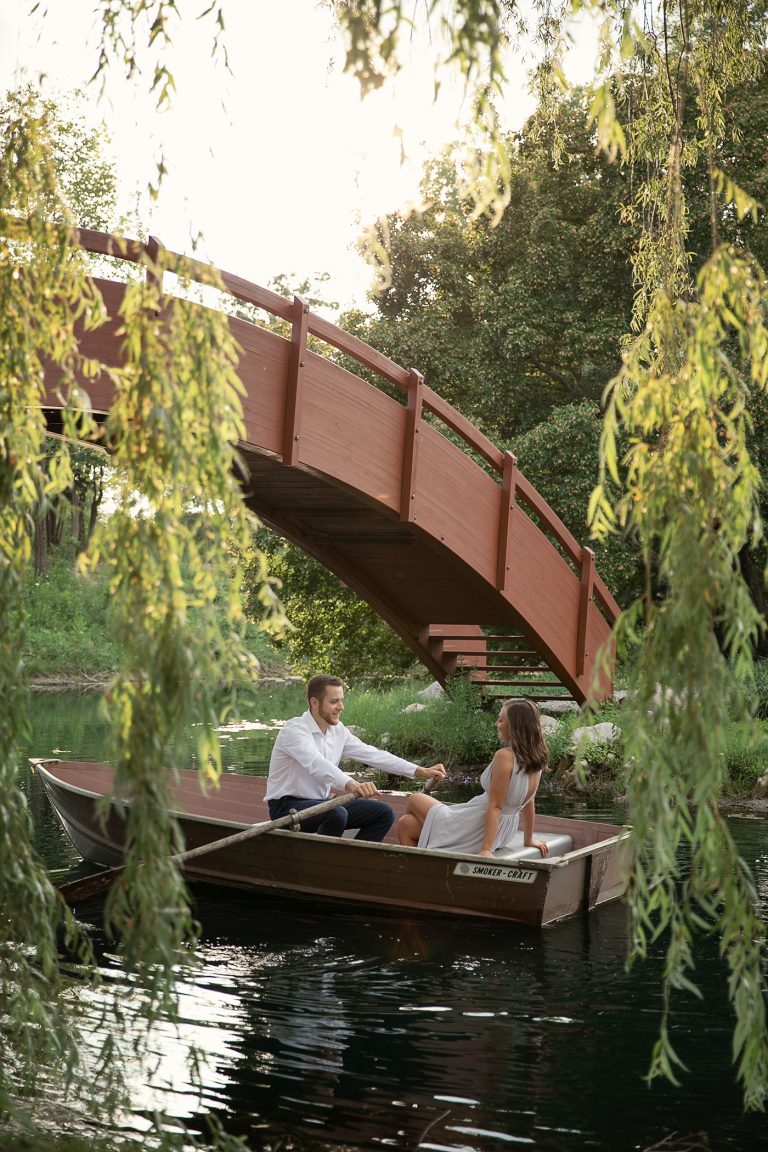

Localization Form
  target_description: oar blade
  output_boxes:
[56,866,126,906]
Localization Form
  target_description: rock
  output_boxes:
[417,681,445,699]
[752,772,768,800]
[570,722,621,748]
[560,767,586,794]
[539,714,560,736]
[551,756,572,780]
[538,699,581,716]
[402,702,426,713]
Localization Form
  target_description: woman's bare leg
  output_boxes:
[397,813,422,846]
[398,793,442,846]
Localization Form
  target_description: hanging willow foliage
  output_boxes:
[586,0,768,1109]
[0,33,278,1145]
[333,0,768,1112]
[0,96,133,1124]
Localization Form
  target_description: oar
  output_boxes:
[54,792,357,907]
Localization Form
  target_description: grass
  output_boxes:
[721,719,768,796]
[21,550,288,682]
[22,553,121,677]
[342,677,497,771]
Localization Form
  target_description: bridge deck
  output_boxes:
[40,230,620,703]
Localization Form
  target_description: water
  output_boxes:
[20,690,768,1151]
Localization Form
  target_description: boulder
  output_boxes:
[402,702,426,713]
[538,699,582,716]
[540,714,560,736]
[417,681,445,700]
[752,772,768,800]
[570,722,621,749]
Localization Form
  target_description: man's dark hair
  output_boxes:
[307,674,344,704]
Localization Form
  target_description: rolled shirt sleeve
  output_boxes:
[340,730,418,778]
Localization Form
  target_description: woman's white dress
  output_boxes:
[417,759,531,853]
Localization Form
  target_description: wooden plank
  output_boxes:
[282,294,309,466]
[577,547,596,677]
[400,369,424,523]
[496,451,518,593]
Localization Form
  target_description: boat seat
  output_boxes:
[493,830,573,861]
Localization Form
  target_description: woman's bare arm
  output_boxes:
[521,774,548,856]
[478,748,514,856]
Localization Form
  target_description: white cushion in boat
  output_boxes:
[493,831,573,861]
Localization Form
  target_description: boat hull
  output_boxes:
[34,761,628,927]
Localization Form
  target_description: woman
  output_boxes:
[397,697,550,857]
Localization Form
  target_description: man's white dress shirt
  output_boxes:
[265,710,420,801]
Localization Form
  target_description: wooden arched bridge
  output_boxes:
[41,230,620,704]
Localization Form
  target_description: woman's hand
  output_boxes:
[478,848,494,858]
[526,838,549,857]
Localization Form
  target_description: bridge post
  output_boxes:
[145,235,164,297]
[496,451,518,592]
[577,546,596,678]
[400,368,424,523]
[283,293,309,466]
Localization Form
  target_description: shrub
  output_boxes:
[722,720,768,796]
[745,659,768,720]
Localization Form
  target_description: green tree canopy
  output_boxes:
[347,90,634,439]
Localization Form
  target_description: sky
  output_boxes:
[0,1,597,313]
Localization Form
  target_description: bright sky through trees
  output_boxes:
[0,0,596,312]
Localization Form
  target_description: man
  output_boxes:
[266,674,446,842]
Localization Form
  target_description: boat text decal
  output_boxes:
[453,862,537,884]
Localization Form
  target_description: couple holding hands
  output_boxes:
[265,675,550,859]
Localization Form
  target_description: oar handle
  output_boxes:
[53,790,356,905]
[169,791,356,864]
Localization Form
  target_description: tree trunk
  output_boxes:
[739,546,768,659]
[70,484,82,549]
[80,472,104,552]
[33,508,48,578]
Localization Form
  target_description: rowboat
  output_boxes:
[33,759,629,927]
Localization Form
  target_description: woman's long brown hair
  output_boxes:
[503,698,548,774]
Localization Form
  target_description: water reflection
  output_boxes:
[97,878,760,1152]
[21,693,768,1151]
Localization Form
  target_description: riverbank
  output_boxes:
[23,673,768,805]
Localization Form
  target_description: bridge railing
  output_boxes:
[54,226,621,662]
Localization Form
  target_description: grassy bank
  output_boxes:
[21,554,768,801]
[21,551,287,682]
[341,678,768,802]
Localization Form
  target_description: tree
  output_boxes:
[246,528,417,682]
[345,92,635,440]
[0,66,278,1151]
[2,1,767,1144]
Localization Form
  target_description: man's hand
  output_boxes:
[414,764,446,781]
[345,779,380,798]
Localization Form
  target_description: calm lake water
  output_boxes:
[21,689,768,1152]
